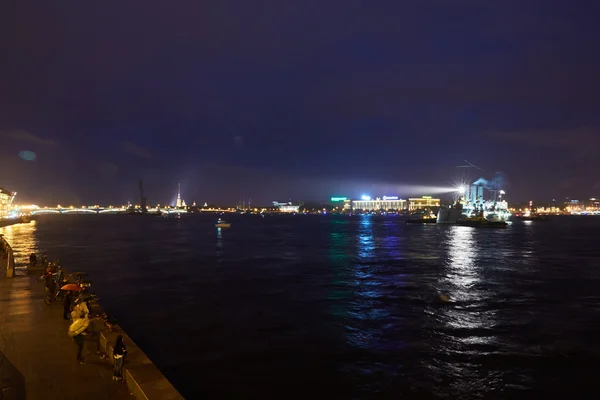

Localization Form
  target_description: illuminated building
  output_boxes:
[176,183,182,208]
[408,196,441,211]
[351,196,407,211]
[330,197,352,211]
[563,198,600,214]
[586,198,600,211]
[272,201,299,213]
[564,199,584,213]
[0,187,16,219]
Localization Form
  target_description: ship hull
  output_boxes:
[457,220,508,228]
[407,217,437,224]
[437,207,463,224]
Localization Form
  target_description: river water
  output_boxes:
[2,214,600,398]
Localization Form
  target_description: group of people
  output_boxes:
[36,253,128,382]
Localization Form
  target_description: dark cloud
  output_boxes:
[487,127,600,159]
[96,162,119,178]
[233,136,243,148]
[121,141,153,160]
[1,130,56,146]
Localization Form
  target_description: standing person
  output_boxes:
[73,332,86,364]
[89,315,105,358]
[68,315,90,364]
[43,266,53,290]
[29,253,37,268]
[63,292,73,320]
[112,335,127,381]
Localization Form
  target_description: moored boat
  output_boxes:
[215,218,231,228]
[514,201,549,221]
[407,210,437,224]
[457,218,508,228]
[437,173,510,224]
[456,214,507,228]
[514,214,548,221]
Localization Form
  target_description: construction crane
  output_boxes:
[139,179,147,214]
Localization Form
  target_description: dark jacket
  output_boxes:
[114,341,127,357]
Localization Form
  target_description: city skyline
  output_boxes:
[2,2,599,204]
[2,175,600,207]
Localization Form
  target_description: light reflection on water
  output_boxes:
[345,215,392,351]
[216,227,223,261]
[0,221,39,274]
[445,226,480,303]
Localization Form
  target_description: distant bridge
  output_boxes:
[31,207,235,215]
[33,207,129,215]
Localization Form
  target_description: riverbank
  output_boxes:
[0,216,32,228]
[0,275,133,399]
[0,243,183,399]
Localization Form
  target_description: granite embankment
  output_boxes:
[0,237,184,399]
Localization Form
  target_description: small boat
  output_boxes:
[514,213,548,221]
[162,212,181,220]
[215,219,231,228]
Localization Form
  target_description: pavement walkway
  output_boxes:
[0,275,133,399]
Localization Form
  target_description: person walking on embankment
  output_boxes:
[68,298,90,363]
[112,335,127,381]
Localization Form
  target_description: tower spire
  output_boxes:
[176,183,182,207]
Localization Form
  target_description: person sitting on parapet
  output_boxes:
[29,253,37,268]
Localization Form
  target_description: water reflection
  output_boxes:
[345,215,390,349]
[442,226,497,332]
[216,227,223,260]
[0,222,40,331]
[427,226,500,396]
[357,215,374,260]
[445,226,479,303]
[327,218,351,318]
[0,221,39,273]
[383,218,402,260]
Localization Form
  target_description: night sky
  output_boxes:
[2,1,599,206]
